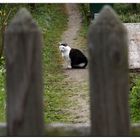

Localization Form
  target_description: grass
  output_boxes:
[0,57,6,122]
[0,4,73,123]
[33,4,73,123]
[129,74,140,123]
[114,4,140,22]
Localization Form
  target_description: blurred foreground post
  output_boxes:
[88,6,130,136]
[4,8,44,136]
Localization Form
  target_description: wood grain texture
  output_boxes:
[88,6,130,136]
[4,8,44,136]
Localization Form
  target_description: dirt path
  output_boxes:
[61,4,90,124]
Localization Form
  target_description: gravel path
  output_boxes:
[61,4,90,124]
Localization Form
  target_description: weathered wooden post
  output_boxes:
[4,8,44,136]
[88,6,130,136]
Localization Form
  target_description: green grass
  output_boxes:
[0,4,73,123]
[0,57,6,122]
[33,5,72,123]
[129,74,140,123]
[113,4,140,22]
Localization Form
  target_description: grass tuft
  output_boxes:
[0,4,72,123]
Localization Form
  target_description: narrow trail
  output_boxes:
[61,4,90,124]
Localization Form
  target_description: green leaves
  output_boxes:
[0,57,6,122]
[0,4,70,123]
[114,4,140,22]
[130,75,140,123]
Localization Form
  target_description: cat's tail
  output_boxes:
[72,58,88,69]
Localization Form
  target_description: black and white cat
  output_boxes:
[59,43,88,69]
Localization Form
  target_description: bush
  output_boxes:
[0,4,70,123]
[0,56,6,122]
[129,75,140,123]
[114,4,140,22]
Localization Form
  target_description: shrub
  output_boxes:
[129,75,140,123]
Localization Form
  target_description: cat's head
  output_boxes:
[59,42,70,53]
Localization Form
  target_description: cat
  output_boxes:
[59,43,88,69]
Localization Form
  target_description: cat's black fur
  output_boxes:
[69,48,88,69]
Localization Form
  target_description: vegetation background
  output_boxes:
[0,3,140,123]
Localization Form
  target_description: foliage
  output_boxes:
[114,4,140,22]
[0,4,40,58]
[0,3,34,122]
[0,4,24,57]
[0,56,6,122]
[0,4,72,123]
[79,4,90,25]
[129,74,140,123]
[79,4,140,23]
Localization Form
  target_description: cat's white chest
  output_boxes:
[62,47,71,68]
[63,51,70,61]
[59,44,72,68]
[61,46,71,60]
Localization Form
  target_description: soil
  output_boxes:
[61,4,90,124]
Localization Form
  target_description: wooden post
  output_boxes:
[4,8,44,136]
[88,6,130,136]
